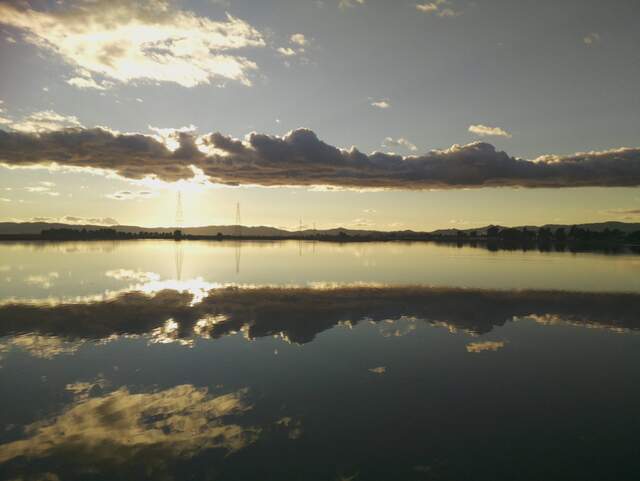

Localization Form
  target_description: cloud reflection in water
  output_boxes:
[0,286,638,359]
[0,384,265,478]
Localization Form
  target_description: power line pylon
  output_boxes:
[176,191,184,228]
[234,202,242,238]
[234,202,242,274]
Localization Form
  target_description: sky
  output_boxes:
[0,0,639,230]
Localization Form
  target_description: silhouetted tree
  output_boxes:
[487,226,500,238]
[538,227,552,242]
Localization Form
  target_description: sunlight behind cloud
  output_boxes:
[0,0,266,88]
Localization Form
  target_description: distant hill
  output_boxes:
[539,222,640,234]
[0,222,394,237]
[431,221,640,236]
[1,221,639,237]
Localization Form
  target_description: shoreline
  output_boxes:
[1,234,638,253]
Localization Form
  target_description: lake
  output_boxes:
[1,240,639,480]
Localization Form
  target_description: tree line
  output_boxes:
[457,226,640,244]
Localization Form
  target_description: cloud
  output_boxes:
[0,101,11,125]
[416,0,461,17]
[66,376,108,399]
[2,334,84,359]
[468,124,512,138]
[368,366,386,374]
[351,218,376,228]
[0,384,262,476]
[67,75,112,90]
[277,33,308,57]
[2,127,640,189]
[610,209,640,215]
[416,2,439,12]
[25,180,60,196]
[105,269,160,283]
[106,190,154,200]
[27,189,59,196]
[605,208,640,219]
[583,32,601,45]
[382,137,418,152]
[339,0,365,8]
[290,33,308,46]
[25,272,59,289]
[65,216,120,225]
[147,124,199,152]
[371,99,390,109]
[277,47,297,56]
[22,215,120,226]
[1,286,639,346]
[10,110,82,133]
[0,0,266,88]
[466,340,505,353]
[0,127,201,181]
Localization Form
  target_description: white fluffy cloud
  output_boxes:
[67,75,113,91]
[277,47,297,57]
[290,33,308,46]
[106,190,155,201]
[382,137,418,152]
[25,271,59,289]
[468,124,512,138]
[277,33,308,57]
[583,33,601,45]
[25,216,120,226]
[339,0,366,8]
[416,0,461,17]
[25,181,59,197]
[10,110,83,133]
[0,0,266,88]
[371,99,391,109]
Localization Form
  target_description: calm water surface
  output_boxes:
[0,241,639,480]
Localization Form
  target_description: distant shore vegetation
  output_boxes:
[0,226,634,252]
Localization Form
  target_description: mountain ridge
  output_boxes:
[1,221,639,236]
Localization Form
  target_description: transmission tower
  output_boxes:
[174,192,184,279]
[234,202,242,274]
[234,202,242,238]
[312,222,317,254]
[176,191,184,228]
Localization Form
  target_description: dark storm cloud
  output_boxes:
[2,127,640,188]
[0,128,202,181]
